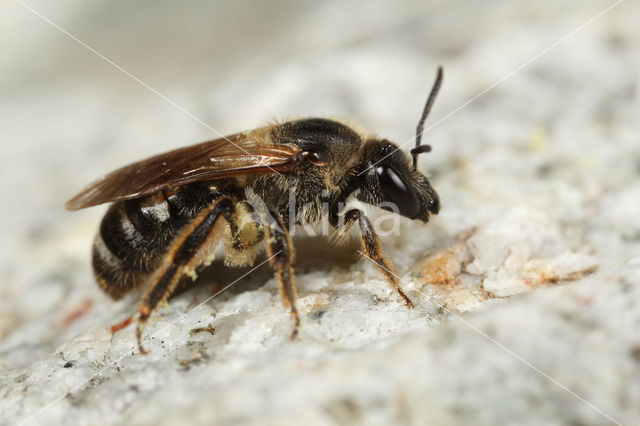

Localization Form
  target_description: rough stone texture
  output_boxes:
[1,0,639,425]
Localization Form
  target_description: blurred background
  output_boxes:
[1,0,639,424]
[1,0,637,295]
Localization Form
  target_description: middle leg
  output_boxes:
[264,211,300,338]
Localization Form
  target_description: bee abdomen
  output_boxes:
[92,193,178,299]
[91,184,223,299]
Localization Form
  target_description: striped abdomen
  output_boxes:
[92,182,220,299]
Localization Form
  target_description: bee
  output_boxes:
[67,67,443,353]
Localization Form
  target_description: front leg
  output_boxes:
[340,209,414,308]
[264,211,300,338]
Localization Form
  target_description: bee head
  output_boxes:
[356,139,439,222]
[354,66,443,222]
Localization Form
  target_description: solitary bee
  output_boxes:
[67,67,443,353]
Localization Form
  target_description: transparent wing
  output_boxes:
[66,132,300,210]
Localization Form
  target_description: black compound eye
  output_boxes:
[376,166,421,219]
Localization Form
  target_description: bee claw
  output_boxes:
[290,313,300,340]
[136,324,149,355]
[401,292,415,309]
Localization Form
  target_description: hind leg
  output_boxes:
[136,197,235,353]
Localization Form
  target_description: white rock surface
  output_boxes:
[1,0,639,425]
